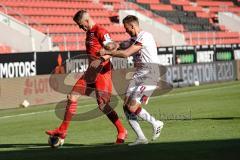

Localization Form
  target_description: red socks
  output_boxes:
[106,110,125,133]
[59,101,125,134]
[114,118,125,133]
[59,101,77,132]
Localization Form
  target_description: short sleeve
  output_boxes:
[134,33,145,46]
[96,27,112,46]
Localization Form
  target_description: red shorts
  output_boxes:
[72,71,112,105]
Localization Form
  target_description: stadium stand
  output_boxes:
[0,0,130,51]
[0,0,240,52]
[128,0,240,45]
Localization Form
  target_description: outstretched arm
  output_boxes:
[101,44,142,58]
[90,41,119,68]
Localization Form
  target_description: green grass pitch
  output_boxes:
[0,81,240,160]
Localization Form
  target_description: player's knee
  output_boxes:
[128,105,138,113]
[123,104,138,120]
[124,99,141,114]
[124,104,136,113]
[67,93,79,102]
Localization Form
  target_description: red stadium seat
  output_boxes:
[137,0,160,4]
[150,4,173,11]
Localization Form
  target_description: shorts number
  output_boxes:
[139,85,146,94]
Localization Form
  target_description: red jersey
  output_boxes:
[85,24,112,72]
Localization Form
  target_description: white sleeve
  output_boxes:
[102,33,113,46]
[135,32,151,48]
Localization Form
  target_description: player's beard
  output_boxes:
[129,32,136,37]
[82,27,88,31]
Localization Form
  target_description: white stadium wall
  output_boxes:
[0,21,34,52]
[0,12,52,52]
[218,12,240,32]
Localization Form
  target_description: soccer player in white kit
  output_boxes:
[100,15,164,146]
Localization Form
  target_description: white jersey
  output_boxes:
[130,31,160,79]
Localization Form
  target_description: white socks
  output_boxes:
[125,111,146,139]
[125,107,159,140]
[137,108,157,126]
[128,119,146,140]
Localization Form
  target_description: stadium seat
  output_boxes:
[128,0,240,45]
[0,0,131,51]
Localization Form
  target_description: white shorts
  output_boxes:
[126,76,158,105]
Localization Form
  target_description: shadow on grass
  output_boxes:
[188,117,240,121]
[0,139,240,160]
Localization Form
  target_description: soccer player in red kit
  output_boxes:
[46,10,127,144]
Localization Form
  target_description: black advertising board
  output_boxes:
[195,45,214,63]
[1,43,240,79]
[0,52,35,78]
[232,44,240,60]
[215,45,233,61]
[157,46,173,65]
[36,51,69,75]
[175,46,196,64]
[67,51,88,73]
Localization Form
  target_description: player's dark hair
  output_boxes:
[122,15,139,25]
[73,10,87,22]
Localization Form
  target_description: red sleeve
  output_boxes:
[96,26,112,46]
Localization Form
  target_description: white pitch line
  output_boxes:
[0,110,54,119]
[0,103,96,120]
[0,83,239,120]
